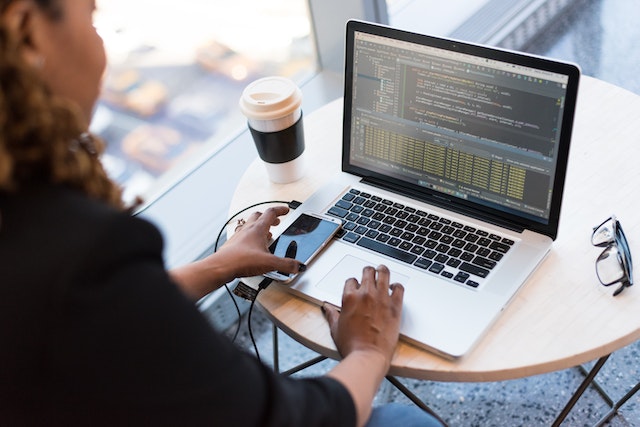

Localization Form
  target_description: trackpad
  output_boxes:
[315,255,410,301]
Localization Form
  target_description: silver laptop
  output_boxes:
[282,20,580,359]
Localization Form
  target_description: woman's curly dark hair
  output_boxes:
[0,0,124,209]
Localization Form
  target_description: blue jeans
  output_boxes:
[366,403,444,427]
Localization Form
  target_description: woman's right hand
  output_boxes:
[322,265,404,369]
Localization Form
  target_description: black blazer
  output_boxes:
[0,184,354,427]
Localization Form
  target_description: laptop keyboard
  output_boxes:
[326,188,514,289]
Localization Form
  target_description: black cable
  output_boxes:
[210,200,299,345]
[247,289,262,363]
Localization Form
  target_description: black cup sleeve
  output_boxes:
[249,114,305,164]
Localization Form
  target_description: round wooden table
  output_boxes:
[230,76,640,384]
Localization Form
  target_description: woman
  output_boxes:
[0,1,441,426]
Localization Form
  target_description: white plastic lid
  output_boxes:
[239,76,302,121]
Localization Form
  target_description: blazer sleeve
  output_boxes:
[46,211,356,427]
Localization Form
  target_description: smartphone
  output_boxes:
[264,212,342,283]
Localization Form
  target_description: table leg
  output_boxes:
[593,380,640,427]
[552,354,611,426]
[385,376,448,427]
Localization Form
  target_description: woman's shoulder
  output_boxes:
[1,183,162,257]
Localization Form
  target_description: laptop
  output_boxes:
[281,20,580,359]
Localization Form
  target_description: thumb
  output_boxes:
[268,254,304,275]
[321,302,341,341]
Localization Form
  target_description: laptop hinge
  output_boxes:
[361,176,525,234]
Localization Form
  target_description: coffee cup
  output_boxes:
[239,76,305,184]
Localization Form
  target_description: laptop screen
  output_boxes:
[343,21,580,238]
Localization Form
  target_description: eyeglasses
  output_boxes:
[591,215,633,296]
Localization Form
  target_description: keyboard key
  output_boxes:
[453,229,467,238]
[366,230,379,239]
[412,236,426,246]
[417,227,430,236]
[343,222,357,231]
[489,251,504,262]
[343,193,356,201]
[429,263,444,274]
[335,200,353,210]
[472,256,497,270]
[357,237,418,264]
[454,272,470,283]
[355,226,368,235]
[376,233,390,243]
[356,217,370,225]
[401,232,415,241]
[441,235,454,245]
[448,248,462,258]
[353,196,366,205]
[452,239,466,248]
[435,254,449,263]
[410,246,425,255]
[460,252,475,262]
[477,247,491,257]
[459,262,490,278]
[429,222,444,231]
[372,212,386,221]
[399,241,413,252]
[467,280,480,288]
[385,207,398,216]
[343,232,360,243]
[388,237,401,247]
[477,237,492,247]
[464,234,479,243]
[395,220,408,229]
[414,258,432,269]
[442,226,455,235]
[490,241,512,253]
[390,228,403,237]
[407,214,420,224]
[436,243,450,253]
[425,240,438,249]
[328,206,348,218]
[447,258,462,268]
[368,220,382,229]
[406,224,419,233]
[424,249,437,259]
[441,271,454,279]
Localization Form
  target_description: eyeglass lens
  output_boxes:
[592,216,633,296]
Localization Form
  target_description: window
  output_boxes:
[92,0,315,204]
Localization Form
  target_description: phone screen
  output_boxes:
[266,213,341,281]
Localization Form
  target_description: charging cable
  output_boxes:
[210,200,301,358]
